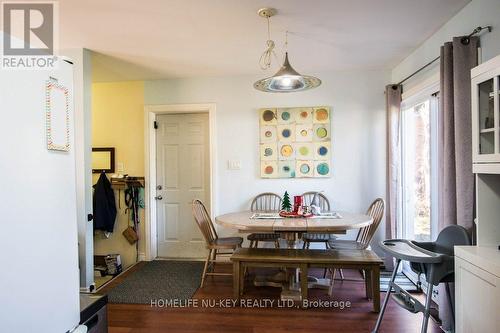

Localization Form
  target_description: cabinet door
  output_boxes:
[455,257,500,333]
[472,73,500,163]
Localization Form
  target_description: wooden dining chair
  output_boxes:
[302,192,336,249]
[192,199,243,288]
[328,198,385,288]
[247,193,282,248]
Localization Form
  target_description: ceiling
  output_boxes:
[59,0,470,82]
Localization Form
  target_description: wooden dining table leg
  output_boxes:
[365,268,372,299]
[371,264,381,312]
[239,262,245,297]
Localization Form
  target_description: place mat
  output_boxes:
[251,212,343,219]
[309,212,343,219]
[251,213,282,219]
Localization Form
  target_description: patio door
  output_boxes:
[400,86,439,285]
[155,113,210,258]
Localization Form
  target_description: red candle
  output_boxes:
[293,195,302,213]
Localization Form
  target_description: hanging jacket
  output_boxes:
[93,172,117,232]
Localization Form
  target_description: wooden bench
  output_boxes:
[231,248,383,312]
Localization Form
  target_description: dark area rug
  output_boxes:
[106,260,204,304]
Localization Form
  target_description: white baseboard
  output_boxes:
[138,252,147,261]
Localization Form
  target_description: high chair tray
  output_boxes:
[380,239,444,264]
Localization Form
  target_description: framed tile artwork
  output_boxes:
[259,106,331,178]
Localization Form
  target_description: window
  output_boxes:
[400,85,439,243]
[399,85,439,285]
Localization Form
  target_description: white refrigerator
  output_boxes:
[0,52,81,331]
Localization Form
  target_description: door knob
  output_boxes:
[155,195,163,200]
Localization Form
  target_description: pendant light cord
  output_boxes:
[259,16,277,70]
[285,30,288,51]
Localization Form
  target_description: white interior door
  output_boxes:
[156,113,210,258]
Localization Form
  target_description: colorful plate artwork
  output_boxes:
[261,161,278,178]
[314,107,330,124]
[314,161,331,177]
[295,124,313,142]
[260,143,277,161]
[260,108,277,125]
[296,142,314,160]
[278,161,295,178]
[313,124,330,141]
[277,108,294,124]
[277,124,295,142]
[279,143,294,160]
[296,161,314,177]
[314,142,331,160]
[260,125,277,143]
[260,106,331,178]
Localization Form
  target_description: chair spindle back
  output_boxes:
[302,192,331,212]
[356,198,385,248]
[192,199,218,246]
[251,193,282,212]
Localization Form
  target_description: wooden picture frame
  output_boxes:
[92,147,115,173]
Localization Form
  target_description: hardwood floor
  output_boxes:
[102,262,443,333]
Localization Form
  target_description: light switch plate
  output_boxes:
[117,162,124,172]
[227,160,241,170]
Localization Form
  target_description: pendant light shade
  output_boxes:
[254,53,321,93]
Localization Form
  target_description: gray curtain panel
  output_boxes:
[438,36,478,332]
[385,84,402,271]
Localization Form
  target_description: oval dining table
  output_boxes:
[215,210,373,298]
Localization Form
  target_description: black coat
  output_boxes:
[93,173,117,232]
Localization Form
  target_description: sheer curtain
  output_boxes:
[385,84,402,270]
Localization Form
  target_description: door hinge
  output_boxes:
[154,121,158,129]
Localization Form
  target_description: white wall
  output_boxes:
[145,69,390,255]
[392,0,500,82]
[0,42,80,331]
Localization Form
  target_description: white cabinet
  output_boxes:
[456,54,500,333]
[476,174,500,246]
[472,54,500,169]
[455,247,500,333]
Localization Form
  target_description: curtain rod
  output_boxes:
[395,25,493,87]
[396,56,440,87]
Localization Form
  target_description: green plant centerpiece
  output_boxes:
[281,191,292,212]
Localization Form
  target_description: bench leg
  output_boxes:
[300,264,308,306]
[233,261,240,301]
[371,265,380,313]
[328,267,336,297]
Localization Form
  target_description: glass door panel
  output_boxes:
[478,78,495,154]
[401,100,432,241]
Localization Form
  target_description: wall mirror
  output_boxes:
[92,147,115,173]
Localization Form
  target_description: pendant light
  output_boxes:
[253,8,321,93]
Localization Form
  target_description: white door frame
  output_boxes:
[144,103,217,260]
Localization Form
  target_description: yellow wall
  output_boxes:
[92,81,145,270]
